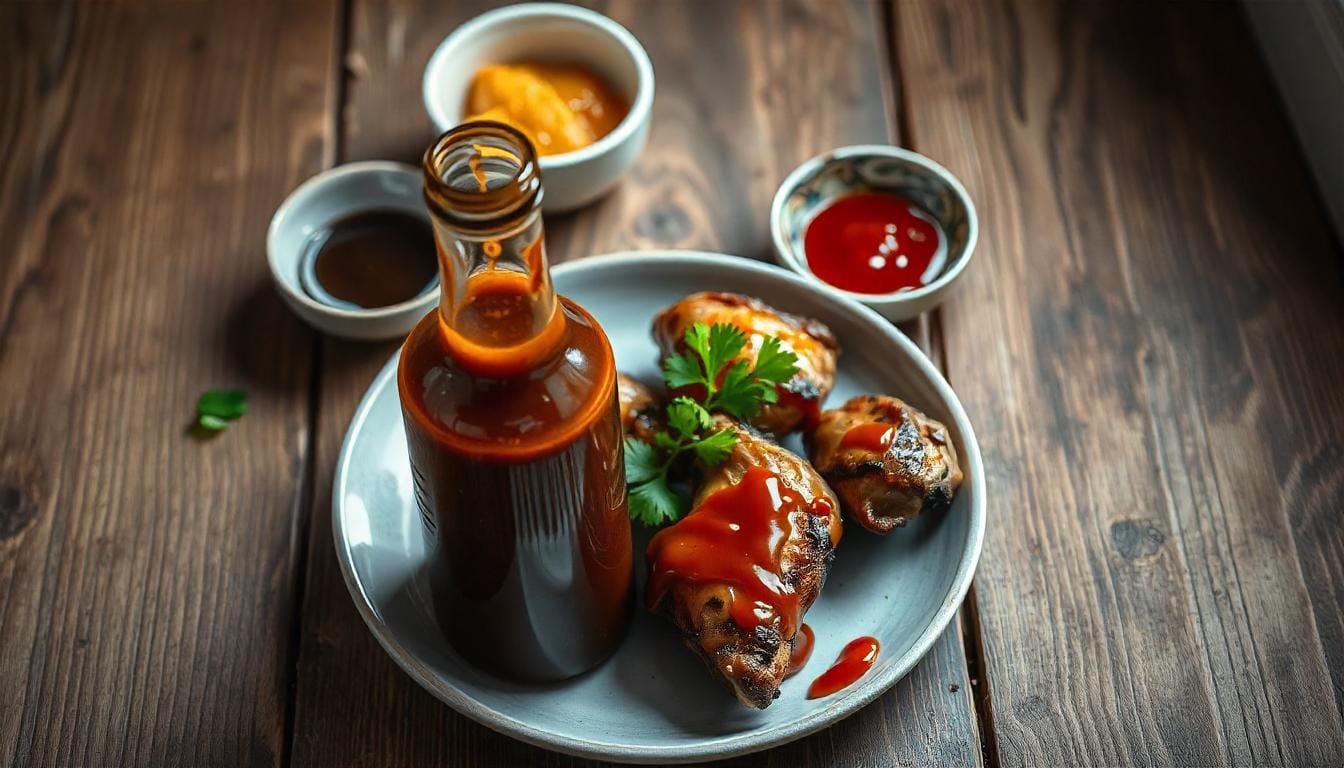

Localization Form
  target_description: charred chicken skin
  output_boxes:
[645,416,843,708]
[616,372,662,444]
[806,395,962,534]
[651,292,839,436]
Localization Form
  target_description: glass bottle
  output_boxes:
[399,122,632,681]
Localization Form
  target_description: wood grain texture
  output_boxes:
[288,1,982,766]
[0,1,338,766]
[893,1,1344,765]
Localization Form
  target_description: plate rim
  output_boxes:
[332,250,986,763]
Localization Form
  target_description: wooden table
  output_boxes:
[3,1,1343,765]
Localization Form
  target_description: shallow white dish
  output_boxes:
[332,251,984,763]
[771,146,978,322]
[267,161,436,340]
[422,3,654,213]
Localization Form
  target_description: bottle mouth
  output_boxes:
[423,121,543,232]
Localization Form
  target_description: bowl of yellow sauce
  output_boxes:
[423,4,654,212]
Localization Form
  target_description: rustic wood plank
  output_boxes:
[894,1,1344,765]
[0,1,338,766]
[288,1,983,765]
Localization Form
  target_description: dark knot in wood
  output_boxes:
[1109,519,1165,561]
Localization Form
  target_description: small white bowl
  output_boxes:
[770,146,978,322]
[422,3,654,213]
[267,162,437,341]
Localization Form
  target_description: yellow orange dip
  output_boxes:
[466,63,628,156]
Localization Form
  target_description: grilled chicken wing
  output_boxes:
[617,372,662,444]
[652,292,839,436]
[646,416,842,708]
[806,395,962,533]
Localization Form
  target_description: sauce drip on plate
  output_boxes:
[786,623,816,678]
[804,193,947,295]
[839,422,896,453]
[646,466,831,637]
[808,636,881,699]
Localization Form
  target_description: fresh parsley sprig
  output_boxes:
[624,322,800,527]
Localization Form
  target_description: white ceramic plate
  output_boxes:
[333,251,985,763]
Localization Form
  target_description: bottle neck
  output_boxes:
[423,122,566,378]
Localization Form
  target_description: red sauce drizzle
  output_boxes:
[777,388,822,432]
[807,636,880,699]
[804,193,947,295]
[786,623,816,678]
[646,466,827,637]
[839,422,896,453]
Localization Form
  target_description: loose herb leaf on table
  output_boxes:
[625,322,799,527]
[196,388,248,433]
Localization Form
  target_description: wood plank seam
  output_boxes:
[883,1,1000,766]
[280,0,354,766]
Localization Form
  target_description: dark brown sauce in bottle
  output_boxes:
[399,122,632,682]
[301,210,437,309]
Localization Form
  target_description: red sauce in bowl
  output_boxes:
[803,193,946,294]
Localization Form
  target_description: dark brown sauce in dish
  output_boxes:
[302,210,437,309]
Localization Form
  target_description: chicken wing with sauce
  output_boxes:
[616,372,662,444]
[645,416,842,708]
[652,292,839,436]
[806,395,962,533]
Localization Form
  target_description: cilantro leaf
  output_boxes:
[628,320,803,528]
[623,439,661,485]
[666,397,711,438]
[704,323,748,383]
[661,351,703,390]
[197,414,229,432]
[714,359,767,420]
[684,323,712,375]
[752,336,800,385]
[653,431,681,452]
[629,475,685,527]
[198,389,248,420]
[691,427,737,465]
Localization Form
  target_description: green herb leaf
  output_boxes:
[704,323,748,382]
[752,336,800,385]
[629,475,685,527]
[684,323,713,375]
[628,320,800,528]
[653,431,681,452]
[196,413,229,432]
[713,359,768,420]
[691,427,737,465]
[661,351,704,390]
[666,396,711,438]
[623,439,661,485]
[198,389,248,421]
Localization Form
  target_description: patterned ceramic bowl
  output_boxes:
[770,145,977,322]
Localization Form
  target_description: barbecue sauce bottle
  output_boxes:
[399,122,632,681]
